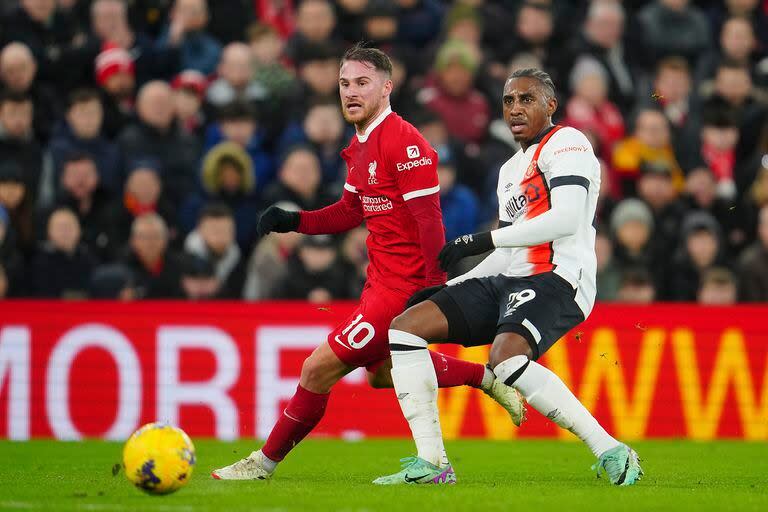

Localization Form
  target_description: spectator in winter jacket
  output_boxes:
[118,80,201,206]
[120,212,183,298]
[181,141,259,249]
[698,104,740,200]
[0,91,43,202]
[0,42,59,143]
[0,205,23,296]
[638,0,711,68]
[272,234,351,302]
[183,203,245,298]
[417,39,489,144]
[284,0,338,65]
[171,70,208,138]
[31,208,96,298]
[178,252,221,300]
[698,266,737,305]
[47,88,121,194]
[203,101,275,193]
[738,204,768,302]
[262,146,334,212]
[206,43,268,110]
[94,43,136,139]
[437,146,479,242]
[157,0,221,75]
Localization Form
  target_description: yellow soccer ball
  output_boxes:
[123,422,196,494]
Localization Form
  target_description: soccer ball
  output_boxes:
[123,422,196,494]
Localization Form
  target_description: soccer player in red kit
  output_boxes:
[211,45,524,481]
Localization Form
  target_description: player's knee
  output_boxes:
[389,310,418,334]
[300,354,341,393]
[488,333,532,370]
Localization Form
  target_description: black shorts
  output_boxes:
[430,272,585,360]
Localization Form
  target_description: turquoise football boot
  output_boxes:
[372,456,456,485]
[592,444,643,486]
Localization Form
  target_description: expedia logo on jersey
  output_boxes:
[368,161,378,184]
[361,195,393,213]
[396,156,433,172]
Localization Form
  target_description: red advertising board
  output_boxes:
[0,301,766,440]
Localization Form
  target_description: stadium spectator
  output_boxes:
[616,267,656,304]
[205,0,256,45]
[262,146,334,211]
[243,222,303,300]
[171,70,208,138]
[610,198,655,277]
[437,146,479,242]
[697,267,738,305]
[206,42,268,110]
[595,228,621,302]
[417,39,489,145]
[705,61,760,123]
[0,42,58,142]
[0,91,43,201]
[31,207,96,298]
[45,153,113,261]
[396,0,444,49]
[340,224,368,298]
[120,213,183,298]
[360,1,399,47]
[0,205,23,297]
[683,166,741,251]
[612,108,684,195]
[47,88,120,194]
[696,16,763,86]
[0,161,34,255]
[292,42,343,115]
[94,43,136,139]
[698,105,740,200]
[118,80,201,205]
[246,23,297,112]
[89,0,181,85]
[737,204,768,301]
[277,99,351,184]
[157,0,221,75]
[284,0,338,64]
[272,234,351,302]
[645,57,700,169]
[105,162,178,254]
[665,211,727,301]
[568,1,636,113]
[182,141,259,249]
[705,0,768,51]
[184,203,245,299]
[636,160,689,262]
[88,263,136,300]
[179,252,222,300]
[203,101,275,192]
[562,56,625,163]
[637,0,711,68]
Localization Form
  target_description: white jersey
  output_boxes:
[494,125,600,316]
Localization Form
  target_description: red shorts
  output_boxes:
[327,283,411,372]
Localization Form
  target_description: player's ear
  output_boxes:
[382,78,393,98]
[546,96,558,117]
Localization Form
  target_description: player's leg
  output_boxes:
[212,329,355,480]
[366,354,491,390]
[489,274,643,486]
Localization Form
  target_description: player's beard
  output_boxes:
[344,98,381,132]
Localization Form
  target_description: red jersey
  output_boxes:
[341,107,442,292]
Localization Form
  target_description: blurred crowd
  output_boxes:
[0,0,767,304]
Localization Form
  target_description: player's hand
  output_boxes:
[257,206,300,237]
[438,232,494,272]
[406,284,446,309]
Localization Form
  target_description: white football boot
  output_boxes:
[484,377,527,427]
[211,450,274,480]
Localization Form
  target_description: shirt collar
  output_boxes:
[356,105,393,143]
[528,124,558,147]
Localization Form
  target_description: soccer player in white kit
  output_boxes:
[374,69,644,486]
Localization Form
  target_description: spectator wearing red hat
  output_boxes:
[89,0,182,85]
[94,42,135,139]
[171,70,207,138]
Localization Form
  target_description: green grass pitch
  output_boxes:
[0,439,766,511]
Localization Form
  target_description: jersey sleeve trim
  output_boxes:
[344,182,358,193]
[402,185,440,201]
[550,175,590,190]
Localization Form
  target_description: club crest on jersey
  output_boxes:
[368,160,378,184]
[406,145,420,158]
[524,159,538,179]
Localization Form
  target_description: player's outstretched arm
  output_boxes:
[297,189,364,234]
[438,185,588,271]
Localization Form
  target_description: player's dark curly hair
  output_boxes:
[509,68,557,100]
[342,42,392,77]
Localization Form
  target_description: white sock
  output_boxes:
[497,357,620,458]
[389,329,448,467]
[480,366,495,391]
[255,450,278,473]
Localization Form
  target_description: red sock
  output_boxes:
[261,385,329,462]
[430,351,486,388]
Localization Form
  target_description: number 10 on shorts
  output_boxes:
[335,314,376,349]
